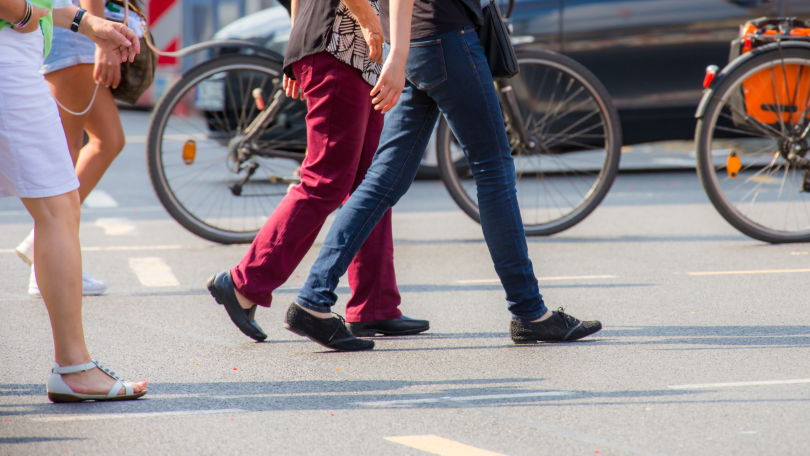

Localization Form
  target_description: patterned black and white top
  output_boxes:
[326,0,382,87]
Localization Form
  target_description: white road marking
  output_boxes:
[30,408,247,422]
[385,435,507,456]
[127,134,208,144]
[687,268,810,276]
[356,391,574,407]
[1,245,213,254]
[457,275,616,284]
[82,190,118,208]
[668,379,810,389]
[129,257,180,287]
[95,217,137,236]
[1,206,164,217]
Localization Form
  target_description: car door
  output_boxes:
[562,0,782,144]
[508,0,562,51]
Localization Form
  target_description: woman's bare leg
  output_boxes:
[21,191,145,395]
[45,64,95,166]
[46,64,125,202]
[75,82,125,201]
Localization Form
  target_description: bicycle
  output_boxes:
[147,45,308,244]
[436,0,622,236]
[696,17,810,243]
[146,0,621,244]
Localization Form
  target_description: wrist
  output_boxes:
[388,47,409,60]
[12,0,33,28]
[76,11,93,35]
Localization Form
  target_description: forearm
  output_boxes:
[343,0,378,29]
[0,0,27,24]
[289,0,296,27]
[52,5,78,28]
[80,0,104,21]
[388,0,413,57]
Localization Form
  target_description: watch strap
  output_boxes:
[70,8,86,33]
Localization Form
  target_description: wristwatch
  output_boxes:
[70,7,87,33]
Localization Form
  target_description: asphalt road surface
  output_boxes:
[1,111,809,456]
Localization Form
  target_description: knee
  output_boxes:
[31,191,81,230]
[91,131,125,157]
[297,170,354,205]
[471,153,514,186]
[56,192,81,229]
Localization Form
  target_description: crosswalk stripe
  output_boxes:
[669,378,810,389]
[129,257,180,287]
[1,245,212,254]
[456,275,616,284]
[83,190,118,208]
[687,268,810,276]
[384,435,507,456]
[95,217,137,236]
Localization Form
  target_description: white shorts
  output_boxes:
[0,27,80,199]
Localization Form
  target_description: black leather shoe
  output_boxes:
[206,271,267,342]
[345,315,430,337]
[284,303,374,351]
[510,307,601,344]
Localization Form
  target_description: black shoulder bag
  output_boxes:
[477,0,519,79]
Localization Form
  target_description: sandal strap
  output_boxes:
[106,379,133,398]
[52,361,96,374]
[92,360,123,381]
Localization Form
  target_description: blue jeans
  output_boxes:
[297,26,547,321]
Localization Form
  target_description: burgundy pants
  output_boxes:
[231,52,402,323]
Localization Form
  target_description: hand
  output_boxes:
[79,14,140,63]
[94,46,122,88]
[358,15,384,64]
[283,74,305,101]
[371,50,406,114]
[12,5,49,34]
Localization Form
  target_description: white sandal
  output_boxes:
[47,360,147,403]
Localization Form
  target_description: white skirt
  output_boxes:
[0,27,79,199]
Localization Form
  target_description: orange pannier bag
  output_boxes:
[731,18,810,126]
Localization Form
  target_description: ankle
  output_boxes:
[530,309,553,323]
[234,288,256,310]
[54,353,92,368]
[297,303,332,319]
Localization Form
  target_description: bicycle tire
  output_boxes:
[437,49,622,236]
[696,47,810,243]
[147,55,294,244]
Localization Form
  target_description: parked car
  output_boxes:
[211,0,810,177]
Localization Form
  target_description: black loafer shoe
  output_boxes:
[345,315,430,337]
[510,307,601,344]
[284,303,374,351]
[207,271,268,342]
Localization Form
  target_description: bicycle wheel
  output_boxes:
[437,49,622,235]
[147,55,307,244]
[696,47,810,243]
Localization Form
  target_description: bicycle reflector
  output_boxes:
[252,88,265,111]
[727,150,742,179]
[703,65,719,88]
[182,140,196,165]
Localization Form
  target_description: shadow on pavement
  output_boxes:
[0,437,86,444]
[1,378,710,416]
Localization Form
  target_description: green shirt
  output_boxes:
[0,0,54,56]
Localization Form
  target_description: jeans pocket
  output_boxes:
[405,39,447,91]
